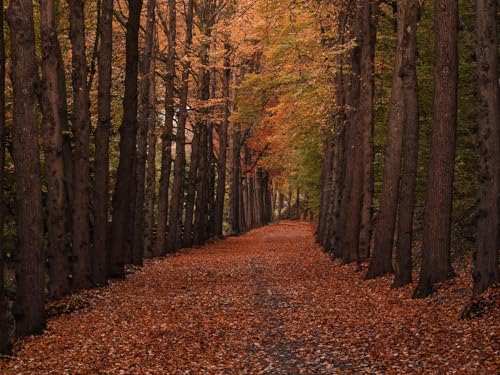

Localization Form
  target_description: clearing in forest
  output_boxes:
[0,222,497,374]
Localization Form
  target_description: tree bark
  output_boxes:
[110,0,143,278]
[144,40,158,258]
[0,0,10,354]
[67,0,92,290]
[230,126,241,234]
[213,38,230,236]
[473,0,499,295]
[184,128,200,247]
[92,0,113,286]
[414,0,458,298]
[168,0,194,252]
[367,1,409,279]
[154,83,174,256]
[358,0,377,260]
[6,0,46,337]
[134,0,156,263]
[39,0,71,298]
[393,0,419,288]
[340,1,364,264]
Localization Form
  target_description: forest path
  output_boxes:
[1,222,497,374]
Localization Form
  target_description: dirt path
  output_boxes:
[1,222,497,374]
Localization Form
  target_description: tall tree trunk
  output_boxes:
[230,126,241,234]
[193,18,212,246]
[366,0,410,279]
[168,0,194,252]
[214,39,229,236]
[358,0,376,260]
[39,0,71,298]
[341,2,363,264]
[67,0,92,290]
[154,84,174,256]
[296,186,300,220]
[134,0,156,263]
[393,0,419,288]
[6,0,45,337]
[153,1,177,256]
[110,0,143,278]
[0,0,10,354]
[92,0,113,286]
[413,0,458,298]
[184,129,200,247]
[144,40,158,258]
[473,0,499,295]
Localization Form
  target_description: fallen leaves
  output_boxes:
[0,222,498,374]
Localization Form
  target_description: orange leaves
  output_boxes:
[0,222,498,373]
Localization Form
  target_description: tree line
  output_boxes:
[0,0,275,354]
[316,0,498,298]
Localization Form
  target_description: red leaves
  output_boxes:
[0,222,498,373]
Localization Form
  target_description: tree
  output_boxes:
[67,0,92,290]
[472,0,499,295]
[414,0,458,298]
[393,0,419,288]
[358,0,376,260]
[92,0,113,285]
[144,40,158,258]
[0,0,10,354]
[39,0,71,299]
[155,0,175,256]
[168,0,194,252]
[134,0,156,263]
[340,0,364,264]
[214,33,231,237]
[367,0,409,279]
[7,0,46,337]
[110,0,143,278]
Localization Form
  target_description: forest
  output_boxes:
[0,0,498,372]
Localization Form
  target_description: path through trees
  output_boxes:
[0,223,496,373]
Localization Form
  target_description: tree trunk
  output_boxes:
[358,0,376,260]
[341,2,364,264]
[134,0,156,263]
[393,0,419,288]
[154,84,174,256]
[414,0,458,298]
[92,0,113,286]
[193,19,212,246]
[473,0,499,295]
[230,127,241,234]
[213,37,230,236]
[67,0,92,290]
[144,41,158,258]
[184,128,200,247]
[367,0,410,279]
[0,0,10,354]
[39,0,72,298]
[110,0,143,278]
[6,0,45,337]
[168,0,194,252]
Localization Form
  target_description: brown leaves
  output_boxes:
[1,222,498,374]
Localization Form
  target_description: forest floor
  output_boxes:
[0,222,498,374]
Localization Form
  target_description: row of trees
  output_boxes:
[317,0,498,297]
[0,0,274,354]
